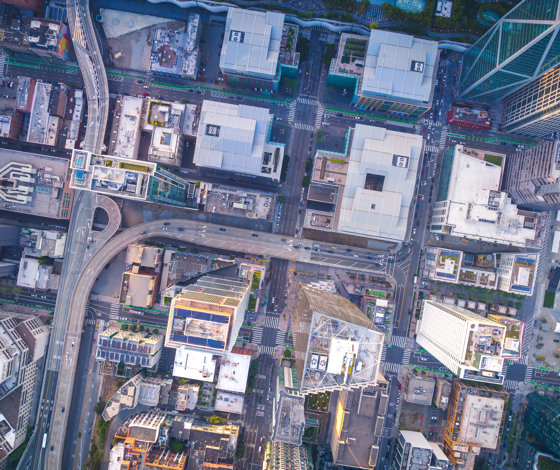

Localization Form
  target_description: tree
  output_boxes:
[169,439,185,452]
[296,37,310,62]
[370,22,378,29]
[301,175,310,187]
[129,324,137,332]
[322,43,336,67]
[94,400,106,416]
[38,256,54,265]
[278,195,286,203]
[121,324,128,331]
[306,157,313,173]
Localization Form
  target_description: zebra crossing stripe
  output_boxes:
[258,345,275,355]
[524,366,534,383]
[264,316,279,329]
[252,327,263,344]
[504,379,518,391]
[380,345,387,362]
[275,330,285,345]
[402,350,411,366]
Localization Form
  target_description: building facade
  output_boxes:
[503,140,560,209]
[458,0,560,104]
[524,393,560,458]
[264,442,312,470]
[393,430,449,470]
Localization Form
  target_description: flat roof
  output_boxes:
[214,391,244,414]
[361,30,438,104]
[219,8,283,79]
[216,352,251,394]
[337,124,422,242]
[459,394,505,449]
[113,96,143,160]
[405,376,435,405]
[272,391,305,446]
[172,347,216,382]
[194,100,283,180]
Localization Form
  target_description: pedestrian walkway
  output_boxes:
[503,379,519,391]
[380,344,387,363]
[383,362,400,374]
[402,349,411,366]
[293,122,315,131]
[425,145,440,153]
[501,362,508,377]
[275,330,284,345]
[258,345,276,356]
[108,74,124,81]
[110,303,120,320]
[263,316,280,329]
[524,365,534,383]
[0,52,6,78]
[298,97,318,106]
[288,101,296,123]
[439,126,448,148]
[391,335,410,348]
[315,104,324,129]
[252,326,263,344]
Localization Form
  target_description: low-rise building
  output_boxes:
[120,244,164,308]
[404,376,435,406]
[64,89,84,150]
[433,378,451,410]
[328,30,439,118]
[0,109,23,140]
[486,314,524,360]
[20,228,66,258]
[446,106,491,130]
[394,430,449,470]
[193,100,284,181]
[109,96,144,160]
[17,256,60,290]
[264,442,313,470]
[26,81,61,146]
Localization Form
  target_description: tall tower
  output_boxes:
[524,393,560,458]
[458,0,560,104]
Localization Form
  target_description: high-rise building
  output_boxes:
[503,140,560,209]
[294,285,384,395]
[501,66,560,137]
[264,442,313,470]
[524,393,560,458]
[0,313,49,465]
[443,381,508,467]
[458,0,560,104]
[165,275,250,354]
[393,430,449,470]
[417,301,507,384]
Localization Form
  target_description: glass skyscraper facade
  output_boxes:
[524,393,560,458]
[458,0,560,104]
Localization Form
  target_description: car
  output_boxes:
[304,247,311,250]
[162,227,168,231]
[164,222,170,226]
[177,228,184,232]
[142,231,147,235]
[554,339,560,343]
[142,92,149,96]
[219,228,226,232]
[61,407,65,413]
[420,357,427,361]
[252,233,259,237]
[71,342,75,349]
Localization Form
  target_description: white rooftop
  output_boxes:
[214,390,244,414]
[220,8,283,80]
[193,100,283,180]
[216,352,251,394]
[337,124,422,241]
[362,30,438,103]
[172,347,216,382]
[114,96,143,160]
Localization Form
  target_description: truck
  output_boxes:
[42,433,48,449]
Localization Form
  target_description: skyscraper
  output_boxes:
[524,393,560,458]
[458,0,560,104]
[501,66,560,137]
[502,140,560,209]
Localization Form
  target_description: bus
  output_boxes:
[42,433,48,449]
[413,276,418,285]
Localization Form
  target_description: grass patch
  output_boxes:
[544,290,556,308]
[248,295,257,312]
[305,392,331,412]
[484,154,503,166]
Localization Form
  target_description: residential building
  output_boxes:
[417,301,507,384]
[294,285,384,394]
[328,30,439,118]
[17,256,60,290]
[20,228,66,259]
[393,430,449,470]
[503,140,560,209]
[524,393,560,459]
[0,109,23,140]
[15,76,35,113]
[193,100,284,181]
[495,252,538,296]
[446,106,491,130]
[26,81,61,146]
[219,8,285,91]
[431,145,546,248]
[120,245,164,309]
[165,275,250,354]
[96,325,164,373]
[264,442,313,470]
[0,312,49,466]
[69,150,189,206]
[330,383,389,469]
[404,376,435,406]
[150,14,201,80]
[109,96,144,160]
[443,381,508,466]
[64,89,84,150]
[458,0,560,104]
[0,16,70,59]
[306,124,422,243]
[501,66,560,137]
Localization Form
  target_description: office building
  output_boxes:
[0,109,23,140]
[220,8,297,91]
[501,66,560,137]
[109,96,144,160]
[294,285,384,395]
[458,0,560,104]
[524,393,560,459]
[306,124,422,243]
[330,383,389,469]
[393,430,449,470]
[69,150,189,206]
[26,81,61,146]
[0,312,49,466]
[120,245,163,309]
[96,325,164,373]
[150,14,201,80]
[328,30,438,118]
[443,381,508,467]
[432,145,546,248]
[193,100,284,181]
[503,140,560,209]
[417,301,507,384]
[264,442,313,470]
[166,275,250,354]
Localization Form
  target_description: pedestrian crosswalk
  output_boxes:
[293,122,315,131]
[252,326,263,344]
[425,145,440,153]
[439,126,448,148]
[501,362,508,377]
[275,330,285,345]
[85,318,96,326]
[383,362,400,374]
[258,345,275,356]
[0,51,6,78]
[288,101,296,122]
[391,335,410,348]
[503,379,519,391]
[110,303,121,319]
[263,316,280,329]
[298,97,318,106]
[380,344,387,363]
[315,105,324,129]
[524,365,534,383]
[402,349,411,366]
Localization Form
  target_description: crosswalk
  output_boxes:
[110,303,121,320]
[402,349,411,366]
[288,101,296,122]
[0,51,6,78]
[85,318,96,326]
[524,365,534,383]
[275,330,285,345]
[503,379,519,391]
[258,345,276,356]
[252,326,263,344]
[383,362,400,374]
[293,122,315,131]
[315,105,324,129]
[501,362,508,378]
[108,74,124,82]
[380,344,387,363]
[425,145,440,153]
[263,316,280,329]
[391,335,410,348]
[439,126,448,148]
[298,97,318,106]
